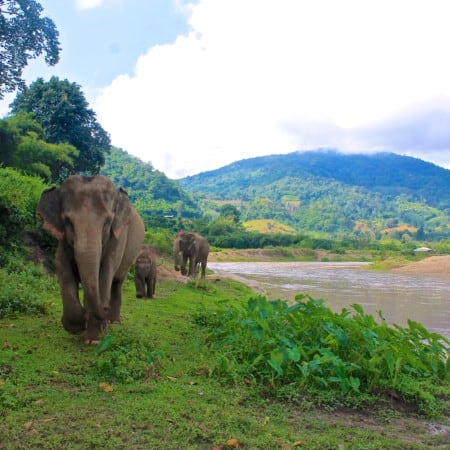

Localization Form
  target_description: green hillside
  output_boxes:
[101,147,201,227]
[179,150,450,240]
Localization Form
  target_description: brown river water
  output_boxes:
[208,262,450,339]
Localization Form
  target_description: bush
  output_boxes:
[143,228,173,255]
[0,262,56,317]
[0,168,47,251]
[198,295,449,414]
[92,329,165,383]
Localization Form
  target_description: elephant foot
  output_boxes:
[84,328,102,345]
[61,315,85,334]
[136,293,144,298]
[107,312,121,323]
[84,319,107,344]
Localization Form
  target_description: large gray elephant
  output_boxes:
[173,231,210,279]
[134,246,157,299]
[37,174,145,344]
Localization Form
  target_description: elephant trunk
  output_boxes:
[74,237,106,321]
[173,244,180,271]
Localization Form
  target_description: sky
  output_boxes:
[2,0,450,179]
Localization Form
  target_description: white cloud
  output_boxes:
[95,0,450,178]
[75,0,104,10]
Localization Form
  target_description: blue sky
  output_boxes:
[3,0,450,178]
[20,0,190,97]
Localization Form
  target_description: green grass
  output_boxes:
[1,266,449,449]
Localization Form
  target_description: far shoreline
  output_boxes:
[208,249,450,277]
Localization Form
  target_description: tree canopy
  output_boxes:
[0,112,78,182]
[10,76,110,176]
[0,0,60,99]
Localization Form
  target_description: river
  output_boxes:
[208,261,450,339]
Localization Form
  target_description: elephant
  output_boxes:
[36,174,145,344]
[134,246,157,299]
[173,230,210,279]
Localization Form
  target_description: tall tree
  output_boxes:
[10,76,111,175]
[0,0,60,99]
[219,203,241,224]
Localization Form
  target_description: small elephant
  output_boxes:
[36,174,145,344]
[173,230,210,279]
[134,246,157,299]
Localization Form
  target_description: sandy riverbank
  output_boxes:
[209,249,450,277]
[391,255,450,276]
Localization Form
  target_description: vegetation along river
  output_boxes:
[209,262,450,339]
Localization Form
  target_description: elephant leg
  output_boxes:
[188,258,197,277]
[151,275,156,298]
[109,277,125,323]
[146,276,153,298]
[57,248,85,334]
[200,262,206,279]
[135,273,145,298]
[180,254,189,276]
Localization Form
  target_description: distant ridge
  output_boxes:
[180,150,450,239]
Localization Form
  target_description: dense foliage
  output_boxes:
[101,147,201,228]
[0,167,46,254]
[0,0,60,99]
[180,150,450,240]
[0,113,77,182]
[198,295,449,414]
[10,76,110,177]
[0,261,55,317]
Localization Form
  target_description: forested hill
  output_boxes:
[179,150,450,239]
[101,147,200,224]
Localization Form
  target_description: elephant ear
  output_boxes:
[36,187,64,241]
[112,187,131,239]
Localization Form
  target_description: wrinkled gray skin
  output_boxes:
[37,175,145,344]
[173,231,210,279]
[134,246,157,299]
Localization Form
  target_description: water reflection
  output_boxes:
[209,262,450,339]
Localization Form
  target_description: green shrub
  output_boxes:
[198,295,449,414]
[0,168,47,251]
[92,329,165,383]
[0,263,56,317]
[143,228,173,254]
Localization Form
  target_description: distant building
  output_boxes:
[414,247,432,252]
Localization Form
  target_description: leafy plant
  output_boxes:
[199,295,449,414]
[0,168,46,252]
[0,263,56,317]
[92,329,165,383]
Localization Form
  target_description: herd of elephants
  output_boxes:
[36,174,210,344]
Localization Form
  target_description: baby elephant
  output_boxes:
[134,246,157,299]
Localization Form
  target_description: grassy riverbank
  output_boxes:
[1,260,449,449]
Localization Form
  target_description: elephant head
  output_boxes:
[37,174,145,343]
[134,246,157,299]
[173,230,210,278]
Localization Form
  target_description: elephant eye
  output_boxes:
[64,217,73,229]
[104,216,113,228]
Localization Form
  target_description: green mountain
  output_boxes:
[101,147,201,226]
[179,150,450,240]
